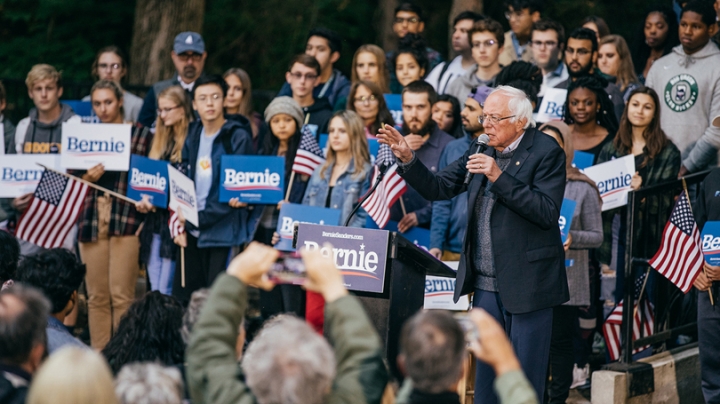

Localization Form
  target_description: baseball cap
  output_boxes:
[174,32,205,54]
[468,86,493,107]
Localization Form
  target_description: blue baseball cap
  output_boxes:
[467,85,493,107]
[174,32,205,54]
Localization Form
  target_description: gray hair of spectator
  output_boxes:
[181,288,210,344]
[400,310,466,394]
[241,315,336,404]
[115,362,184,404]
[0,284,50,366]
[490,85,536,129]
[27,346,119,404]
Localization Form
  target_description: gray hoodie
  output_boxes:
[13,103,81,154]
[445,64,496,109]
[645,41,720,172]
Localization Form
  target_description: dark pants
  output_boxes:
[547,305,578,404]
[699,289,720,403]
[473,289,552,404]
[172,233,230,306]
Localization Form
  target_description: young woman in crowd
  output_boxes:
[598,35,640,101]
[563,75,619,164]
[392,33,429,93]
[351,44,390,93]
[597,86,680,302]
[76,80,152,349]
[431,94,462,138]
[223,67,267,151]
[630,5,679,83]
[346,80,395,138]
[136,86,193,296]
[102,291,185,375]
[582,16,611,41]
[82,46,143,122]
[540,121,603,403]
[301,110,372,332]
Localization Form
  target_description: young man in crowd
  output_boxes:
[284,54,333,136]
[16,249,87,354]
[530,19,567,96]
[554,27,626,120]
[276,28,350,109]
[392,80,454,233]
[646,0,720,175]
[173,75,254,305]
[499,0,543,66]
[0,285,51,404]
[138,31,207,127]
[425,11,485,95]
[446,19,504,108]
[429,86,492,261]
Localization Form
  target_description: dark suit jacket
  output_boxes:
[398,127,569,314]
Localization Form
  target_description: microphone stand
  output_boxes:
[344,165,387,227]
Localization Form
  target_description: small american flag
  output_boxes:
[292,125,326,176]
[168,209,185,238]
[16,170,89,249]
[603,272,655,361]
[361,144,407,228]
[648,190,704,293]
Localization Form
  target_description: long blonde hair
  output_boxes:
[320,110,371,181]
[351,45,390,94]
[149,85,191,163]
[27,347,118,404]
[600,35,638,92]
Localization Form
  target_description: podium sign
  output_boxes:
[296,224,389,293]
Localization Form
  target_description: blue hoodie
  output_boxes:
[277,69,350,109]
[182,119,254,248]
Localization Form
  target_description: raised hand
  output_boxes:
[377,124,413,163]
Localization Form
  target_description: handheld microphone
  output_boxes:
[464,134,490,186]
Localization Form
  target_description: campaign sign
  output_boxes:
[583,155,636,211]
[424,262,471,311]
[127,155,168,208]
[366,219,430,251]
[319,135,380,162]
[63,101,99,123]
[559,199,577,243]
[384,94,403,125]
[220,156,284,203]
[275,203,341,251]
[572,151,595,170]
[701,221,720,266]
[536,88,567,122]
[61,122,132,171]
[0,155,61,198]
[168,165,198,227]
[296,224,389,293]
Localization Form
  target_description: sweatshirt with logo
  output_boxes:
[12,103,81,154]
[645,41,720,172]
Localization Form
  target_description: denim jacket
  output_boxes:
[302,159,372,228]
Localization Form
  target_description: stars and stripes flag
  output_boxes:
[648,190,704,293]
[292,125,325,176]
[168,209,185,238]
[603,272,655,362]
[16,170,89,249]
[360,144,407,228]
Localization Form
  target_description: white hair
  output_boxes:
[115,362,184,404]
[490,85,536,129]
[242,315,336,404]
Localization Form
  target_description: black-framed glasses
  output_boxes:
[394,17,419,24]
[157,105,182,115]
[177,52,203,62]
[531,40,558,49]
[288,72,318,82]
[479,114,516,125]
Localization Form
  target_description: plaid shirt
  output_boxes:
[76,124,152,242]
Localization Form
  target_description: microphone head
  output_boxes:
[477,134,490,145]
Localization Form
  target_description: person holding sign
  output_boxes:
[74,80,152,349]
[543,121,603,402]
[596,87,680,303]
[136,85,194,296]
[173,75,253,305]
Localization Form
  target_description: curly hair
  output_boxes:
[0,231,20,284]
[102,291,185,374]
[16,249,85,314]
[394,33,429,77]
[495,61,542,105]
[563,75,618,135]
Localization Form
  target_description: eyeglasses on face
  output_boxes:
[472,39,497,49]
[354,95,378,104]
[98,63,121,71]
[479,114,516,125]
[289,72,318,82]
[177,52,203,62]
[394,17,419,24]
[531,40,558,49]
[196,93,222,102]
[157,105,181,115]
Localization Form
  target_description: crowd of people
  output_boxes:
[2,0,720,403]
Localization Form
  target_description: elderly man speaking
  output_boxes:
[378,85,568,404]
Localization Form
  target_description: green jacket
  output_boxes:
[186,274,388,404]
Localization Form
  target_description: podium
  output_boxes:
[295,224,456,379]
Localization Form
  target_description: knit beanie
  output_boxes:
[264,96,304,129]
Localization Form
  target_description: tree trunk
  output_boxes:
[448,0,483,58]
[128,0,205,86]
[378,0,400,52]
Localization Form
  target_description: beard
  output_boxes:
[567,61,593,78]
[402,118,435,136]
[182,65,197,79]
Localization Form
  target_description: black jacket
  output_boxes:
[694,167,720,299]
[302,98,333,136]
[398,127,569,313]
[0,364,30,404]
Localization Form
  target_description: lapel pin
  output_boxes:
[515,161,520,165]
